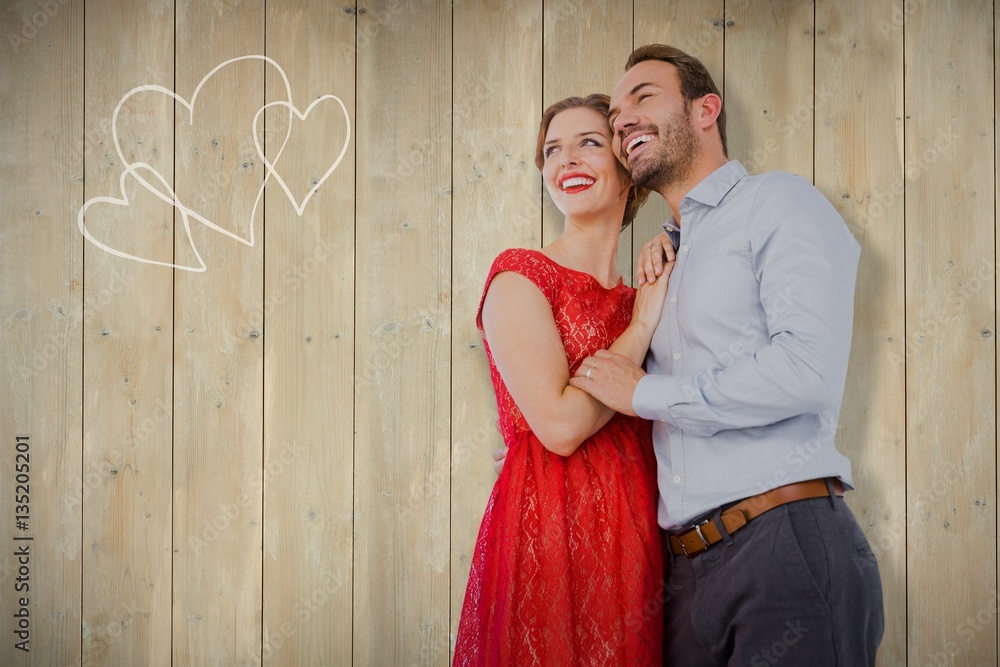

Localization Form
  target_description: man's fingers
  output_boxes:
[492,446,508,462]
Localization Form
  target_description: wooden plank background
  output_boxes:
[0,0,995,665]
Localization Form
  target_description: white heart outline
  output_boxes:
[77,163,206,272]
[110,55,295,247]
[251,95,352,216]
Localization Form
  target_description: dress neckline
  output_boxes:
[526,249,626,291]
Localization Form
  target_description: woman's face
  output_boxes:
[541,106,630,222]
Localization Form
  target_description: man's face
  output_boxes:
[608,60,699,192]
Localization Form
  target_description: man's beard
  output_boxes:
[629,105,699,193]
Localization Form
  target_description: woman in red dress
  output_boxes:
[454,94,673,666]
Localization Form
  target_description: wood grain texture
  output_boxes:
[353,1,452,663]
[814,1,906,664]
[5,3,1000,662]
[0,2,84,665]
[542,0,634,279]
[905,1,996,664]
[80,1,175,665]
[632,0,725,265]
[726,0,815,179]
[450,0,543,649]
[261,1,355,664]
[171,2,266,664]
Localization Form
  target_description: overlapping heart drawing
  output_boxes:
[77,55,351,272]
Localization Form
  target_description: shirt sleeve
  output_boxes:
[633,173,861,436]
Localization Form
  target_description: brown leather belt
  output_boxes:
[665,478,844,558]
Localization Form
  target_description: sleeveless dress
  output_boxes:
[454,248,663,666]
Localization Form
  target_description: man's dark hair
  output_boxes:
[626,44,727,156]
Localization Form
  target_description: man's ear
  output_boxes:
[695,93,723,130]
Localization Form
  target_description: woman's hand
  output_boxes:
[631,257,673,331]
[636,233,675,286]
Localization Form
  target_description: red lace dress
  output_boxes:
[454,248,663,666]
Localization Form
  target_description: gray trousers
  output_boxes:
[662,495,884,666]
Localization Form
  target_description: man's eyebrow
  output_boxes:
[608,82,658,120]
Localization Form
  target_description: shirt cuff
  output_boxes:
[633,373,686,423]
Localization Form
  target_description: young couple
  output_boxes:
[454,44,884,666]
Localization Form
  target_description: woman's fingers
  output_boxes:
[637,233,673,285]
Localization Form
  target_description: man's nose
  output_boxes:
[613,108,637,137]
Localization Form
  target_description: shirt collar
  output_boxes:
[663,160,748,235]
[683,159,747,208]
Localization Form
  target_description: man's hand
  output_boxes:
[569,349,646,416]
[492,446,508,476]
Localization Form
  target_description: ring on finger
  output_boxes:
[586,366,593,380]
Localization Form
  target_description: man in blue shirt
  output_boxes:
[570,44,884,665]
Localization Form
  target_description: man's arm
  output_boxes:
[632,174,860,436]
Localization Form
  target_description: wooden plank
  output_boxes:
[632,0,725,269]
[725,0,814,180]
[0,2,83,664]
[450,0,542,649]
[905,1,996,664]
[354,1,452,663]
[814,1,905,663]
[80,1,174,665]
[260,2,355,664]
[171,2,266,663]
[542,0,634,279]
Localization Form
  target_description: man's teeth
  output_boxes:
[627,134,654,155]
[562,177,595,189]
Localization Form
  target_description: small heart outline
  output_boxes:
[77,163,206,272]
[252,95,351,216]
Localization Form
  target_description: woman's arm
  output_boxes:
[481,266,671,457]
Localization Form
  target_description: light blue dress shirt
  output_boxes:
[633,160,860,530]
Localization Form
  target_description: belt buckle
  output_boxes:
[680,519,711,557]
